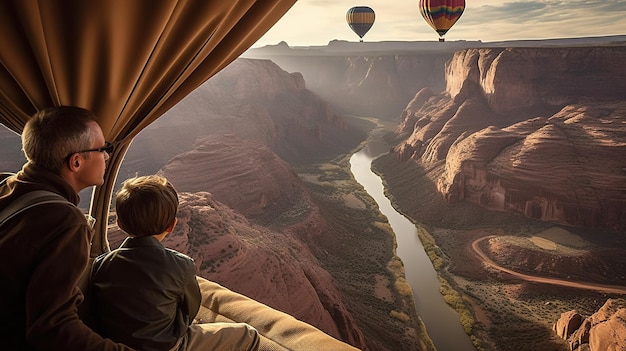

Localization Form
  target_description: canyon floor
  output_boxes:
[293,158,436,351]
[372,145,626,351]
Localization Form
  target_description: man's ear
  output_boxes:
[67,154,80,171]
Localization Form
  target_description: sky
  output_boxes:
[252,0,626,47]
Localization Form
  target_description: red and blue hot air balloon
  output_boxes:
[346,6,375,42]
[419,0,465,41]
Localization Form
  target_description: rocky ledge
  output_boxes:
[554,298,626,351]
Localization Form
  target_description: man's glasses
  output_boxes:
[66,141,114,159]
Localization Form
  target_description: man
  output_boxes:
[0,106,134,350]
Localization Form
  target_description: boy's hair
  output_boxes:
[115,175,179,237]
[22,106,97,173]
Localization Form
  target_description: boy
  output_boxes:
[90,175,259,351]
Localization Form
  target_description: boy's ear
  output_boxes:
[165,218,178,233]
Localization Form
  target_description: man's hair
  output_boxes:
[115,175,179,237]
[21,106,97,173]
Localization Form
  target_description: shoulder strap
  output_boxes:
[0,172,14,186]
[0,190,74,228]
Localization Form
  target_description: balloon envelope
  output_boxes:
[346,6,375,40]
[419,0,465,39]
[0,0,295,255]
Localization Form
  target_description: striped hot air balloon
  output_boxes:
[346,6,375,42]
[419,0,465,41]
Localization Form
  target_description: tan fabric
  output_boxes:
[178,322,260,351]
[0,0,295,256]
[195,277,361,351]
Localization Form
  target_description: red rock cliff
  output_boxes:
[394,46,626,231]
[123,57,364,175]
[553,298,626,351]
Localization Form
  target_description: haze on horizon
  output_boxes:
[252,0,626,47]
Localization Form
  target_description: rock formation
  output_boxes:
[243,50,453,118]
[159,135,307,217]
[554,298,626,351]
[392,45,626,231]
[244,37,626,121]
[122,57,363,177]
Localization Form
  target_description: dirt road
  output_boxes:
[472,236,626,295]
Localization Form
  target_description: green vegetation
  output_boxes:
[416,226,478,336]
[439,277,475,334]
[390,310,411,322]
[394,277,414,298]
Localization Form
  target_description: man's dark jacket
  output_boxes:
[0,163,134,351]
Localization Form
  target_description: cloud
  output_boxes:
[466,1,626,23]
[253,0,626,46]
[457,1,626,40]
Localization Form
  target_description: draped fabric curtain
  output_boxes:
[0,0,295,256]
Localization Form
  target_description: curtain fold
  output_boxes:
[0,0,295,256]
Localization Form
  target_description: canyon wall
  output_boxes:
[244,50,453,118]
[243,37,626,121]
[122,57,365,177]
[393,46,626,231]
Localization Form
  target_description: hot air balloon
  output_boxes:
[346,6,375,42]
[419,0,465,42]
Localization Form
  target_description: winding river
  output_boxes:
[350,134,476,351]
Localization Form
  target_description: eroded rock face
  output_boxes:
[554,298,626,351]
[159,135,307,217]
[446,47,626,114]
[123,57,361,176]
[554,310,583,340]
[394,46,626,231]
[243,51,453,117]
[439,102,626,231]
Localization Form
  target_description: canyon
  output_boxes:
[110,58,432,351]
[3,36,626,351]
[246,40,626,232]
[247,38,626,350]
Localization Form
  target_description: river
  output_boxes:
[350,135,476,351]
